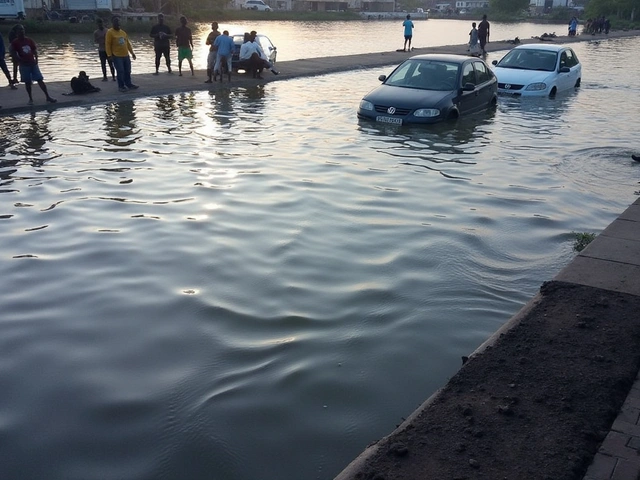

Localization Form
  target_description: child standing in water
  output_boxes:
[469,22,480,56]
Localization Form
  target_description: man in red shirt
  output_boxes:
[10,25,56,105]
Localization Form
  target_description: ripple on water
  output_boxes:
[1,39,640,480]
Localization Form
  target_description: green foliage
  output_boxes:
[572,232,597,252]
[548,6,573,21]
[586,0,640,21]
[489,0,529,14]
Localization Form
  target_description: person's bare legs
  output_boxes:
[37,80,56,103]
[25,81,33,103]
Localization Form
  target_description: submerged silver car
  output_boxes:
[357,54,498,125]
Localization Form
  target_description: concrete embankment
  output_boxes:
[334,199,640,479]
[1,29,638,117]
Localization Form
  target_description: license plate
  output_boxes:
[376,116,402,125]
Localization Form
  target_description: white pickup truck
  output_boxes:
[0,0,25,20]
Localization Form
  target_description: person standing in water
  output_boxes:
[94,18,116,81]
[478,14,490,55]
[10,25,57,105]
[174,15,194,76]
[105,16,138,92]
[150,13,172,74]
[205,22,220,83]
[0,32,17,89]
[402,14,414,52]
[468,22,480,56]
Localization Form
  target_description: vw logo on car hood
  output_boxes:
[505,84,511,89]
[387,107,396,114]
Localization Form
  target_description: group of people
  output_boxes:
[1,14,280,108]
[567,15,610,37]
[583,16,611,35]
[399,13,490,58]
[204,22,278,83]
[468,15,490,56]
[92,13,194,93]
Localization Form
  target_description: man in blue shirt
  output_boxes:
[213,30,235,82]
[402,14,414,52]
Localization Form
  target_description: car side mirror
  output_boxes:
[378,74,387,82]
[463,83,476,91]
[492,60,498,65]
[559,66,570,73]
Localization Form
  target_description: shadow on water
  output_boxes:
[104,100,139,148]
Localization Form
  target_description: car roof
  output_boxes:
[231,33,269,38]
[510,44,568,52]
[408,53,482,64]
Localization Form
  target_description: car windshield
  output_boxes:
[385,60,459,91]
[496,49,558,72]
[258,36,274,53]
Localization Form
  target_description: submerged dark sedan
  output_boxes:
[357,54,498,125]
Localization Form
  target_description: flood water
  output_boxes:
[23,18,564,81]
[1,27,640,480]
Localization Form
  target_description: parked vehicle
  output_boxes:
[230,33,277,72]
[491,44,582,97]
[0,0,25,20]
[241,0,272,11]
[357,54,497,125]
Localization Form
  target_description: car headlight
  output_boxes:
[525,82,547,91]
[359,100,374,111]
[414,108,440,118]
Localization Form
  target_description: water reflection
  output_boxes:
[26,20,569,82]
[357,108,497,179]
[178,92,197,119]
[155,95,178,121]
[1,40,640,480]
[14,112,56,167]
[206,90,235,127]
[235,86,267,119]
[104,101,139,147]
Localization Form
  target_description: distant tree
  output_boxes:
[489,0,529,14]
[586,0,639,21]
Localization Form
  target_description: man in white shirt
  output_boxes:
[239,31,279,79]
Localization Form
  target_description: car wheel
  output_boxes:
[549,86,557,97]
[447,109,459,120]
[574,78,581,88]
